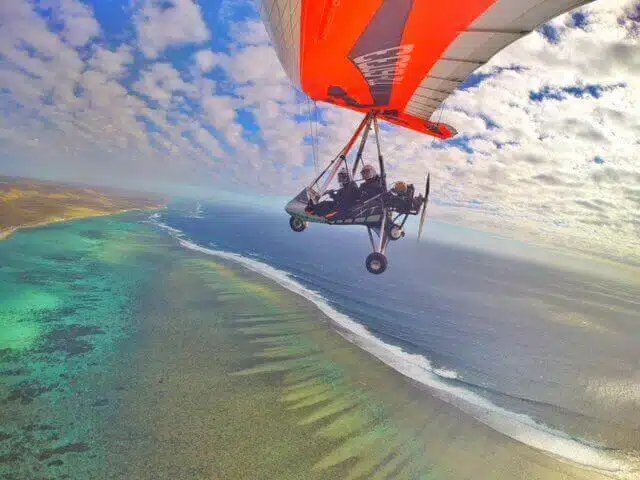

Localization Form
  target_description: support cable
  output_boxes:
[305,96,319,175]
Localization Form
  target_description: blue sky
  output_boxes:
[0,0,639,265]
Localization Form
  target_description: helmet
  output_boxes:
[393,181,408,194]
[337,168,349,185]
[361,164,376,181]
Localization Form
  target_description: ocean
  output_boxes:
[1,205,638,479]
[154,201,640,475]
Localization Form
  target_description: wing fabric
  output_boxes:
[259,0,595,139]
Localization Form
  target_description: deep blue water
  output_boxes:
[156,201,640,452]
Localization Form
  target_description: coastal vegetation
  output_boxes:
[0,176,164,240]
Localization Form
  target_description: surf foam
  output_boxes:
[150,216,637,477]
[150,219,185,236]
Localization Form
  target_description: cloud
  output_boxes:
[195,50,217,72]
[134,62,197,105]
[529,83,626,102]
[418,0,640,260]
[0,0,639,264]
[201,93,243,145]
[88,45,133,79]
[134,0,210,58]
[192,127,223,158]
[228,19,271,46]
[54,0,101,47]
[0,0,224,188]
[592,167,640,185]
[618,1,640,37]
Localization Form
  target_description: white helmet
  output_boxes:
[337,168,349,185]
[361,164,377,181]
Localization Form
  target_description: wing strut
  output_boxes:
[351,114,373,178]
[372,114,386,191]
[308,111,375,202]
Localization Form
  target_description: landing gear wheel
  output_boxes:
[389,225,404,241]
[365,252,388,274]
[289,216,307,232]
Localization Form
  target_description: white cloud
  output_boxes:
[135,0,210,58]
[195,50,217,72]
[192,127,223,158]
[134,62,197,105]
[388,0,640,261]
[0,0,222,187]
[0,0,638,263]
[201,95,238,133]
[228,19,270,45]
[89,45,133,79]
[55,0,101,46]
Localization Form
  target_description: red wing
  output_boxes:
[259,0,595,139]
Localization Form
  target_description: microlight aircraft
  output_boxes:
[259,0,595,274]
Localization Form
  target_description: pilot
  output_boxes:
[358,164,384,203]
[308,168,359,218]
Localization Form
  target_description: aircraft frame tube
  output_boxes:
[313,112,374,197]
[378,207,387,253]
[373,115,386,190]
[352,115,374,178]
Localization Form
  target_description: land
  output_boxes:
[0,176,165,240]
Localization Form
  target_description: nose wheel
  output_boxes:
[365,252,387,274]
[389,225,404,241]
[289,216,307,232]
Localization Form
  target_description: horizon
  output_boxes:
[1,0,638,266]
[4,171,639,282]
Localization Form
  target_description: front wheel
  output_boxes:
[389,225,404,241]
[289,216,307,232]
[365,252,388,274]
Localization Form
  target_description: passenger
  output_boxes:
[308,168,359,218]
[388,181,413,212]
[358,164,384,203]
[392,181,408,195]
[389,180,425,213]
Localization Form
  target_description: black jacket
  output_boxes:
[359,176,384,202]
[330,181,359,209]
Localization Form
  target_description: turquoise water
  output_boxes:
[0,215,166,477]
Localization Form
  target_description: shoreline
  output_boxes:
[170,236,639,479]
[167,242,626,480]
[0,205,165,241]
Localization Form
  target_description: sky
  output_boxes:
[0,0,639,265]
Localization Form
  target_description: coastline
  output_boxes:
[0,205,164,241]
[162,232,639,479]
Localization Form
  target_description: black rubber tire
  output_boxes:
[389,225,403,241]
[365,252,388,274]
[289,216,307,232]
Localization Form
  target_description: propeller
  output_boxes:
[417,172,430,243]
